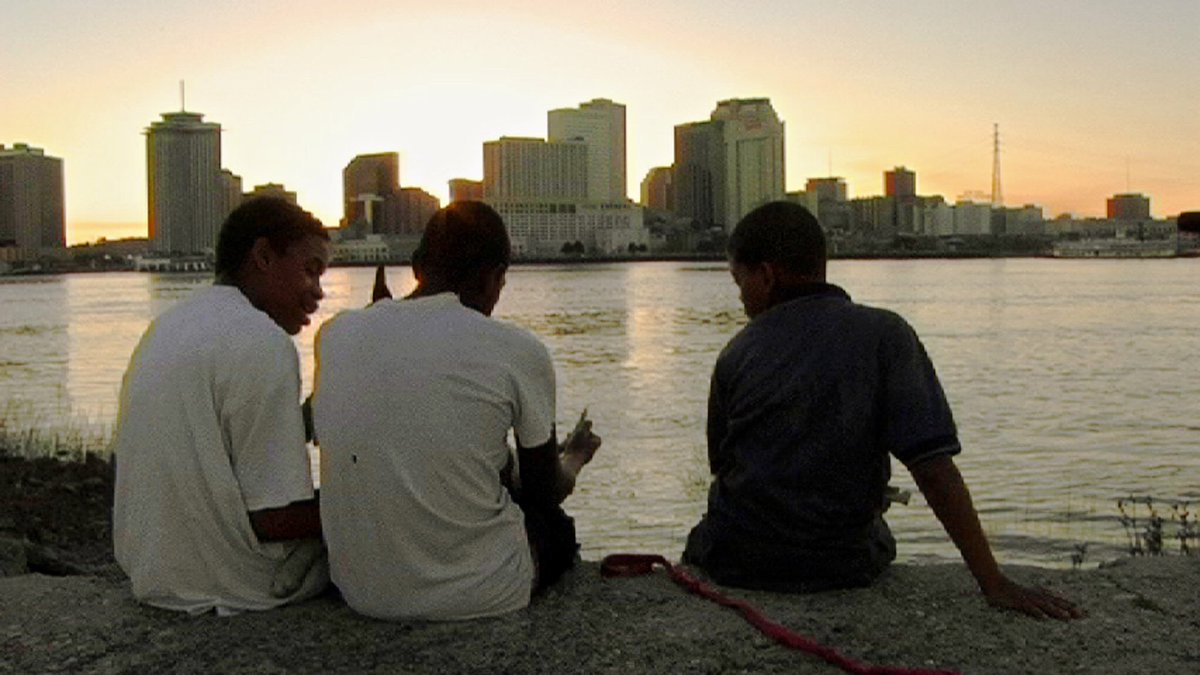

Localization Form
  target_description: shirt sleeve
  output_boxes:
[221,331,315,512]
[706,360,730,475]
[879,316,961,468]
[512,334,557,449]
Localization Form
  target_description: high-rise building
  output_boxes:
[146,111,224,254]
[805,177,847,203]
[483,137,587,202]
[673,98,785,231]
[0,143,65,250]
[640,167,674,211]
[343,153,400,226]
[884,166,916,198]
[547,98,627,203]
[884,166,918,233]
[673,121,725,227]
[1107,193,1151,220]
[448,178,484,203]
[393,187,439,235]
[219,170,243,220]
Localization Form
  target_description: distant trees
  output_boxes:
[560,240,585,256]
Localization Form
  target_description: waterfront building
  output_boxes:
[922,201,955,236]
[490,200,646,258]
[953,201,993,235]
[673,98,785,232]
[548,98,627,203]
[343,152,400,227]
[993,205,1045,236]
[448,178,483,203]
[0,143,65,252]
[640,167,673,211]
[1107,193,1151,220]
[244,182,297,204]
[146,111,224,254]
[483,137,588,202]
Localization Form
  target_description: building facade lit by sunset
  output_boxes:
[640,166,673,211]
[547,98,627,203]
[448,179,483,203]
[1107,193,1151,221]
[482,137,588,202]
[0,143,65,252]
[145,112,223,254]
[674,98,785,232]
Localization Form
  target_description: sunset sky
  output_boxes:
[4,0,1197,244]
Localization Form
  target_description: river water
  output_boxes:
[2,259,1198,567]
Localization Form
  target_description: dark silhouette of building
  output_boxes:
[343,153,400,227]
[0,143,65,251]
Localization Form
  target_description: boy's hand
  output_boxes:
[982,576,1085,621]
[561,409,600,468]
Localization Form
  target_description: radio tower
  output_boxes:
[991,123,1003,208]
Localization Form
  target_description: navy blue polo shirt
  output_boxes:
[684,283,960,590]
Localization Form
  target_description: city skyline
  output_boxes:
[4,1,1197,244]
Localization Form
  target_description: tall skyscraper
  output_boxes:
[0,143,65,250]
[884,166,917,233]
[673,98,785,231]
[673,121,725,227]
[146,111,224,254]
[482,137,587,202]
[343,152,400,227]
[547,98,626,203]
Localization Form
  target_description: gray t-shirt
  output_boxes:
[685,283,960,590]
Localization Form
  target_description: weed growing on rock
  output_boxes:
[1117,496,1197,557]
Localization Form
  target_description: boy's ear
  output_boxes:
[371,264,392,303]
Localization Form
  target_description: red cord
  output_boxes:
[600,554,960,675]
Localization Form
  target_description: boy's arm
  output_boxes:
[518,416,601,506]
[908,455,1084,620]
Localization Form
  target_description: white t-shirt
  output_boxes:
[112,285,326,614]
[314,293,556,621]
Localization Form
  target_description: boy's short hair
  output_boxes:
[215,197,327,279]
[727,201,826,277]
[413,201,511,285]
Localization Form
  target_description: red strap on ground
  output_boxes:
[600,554,959,675]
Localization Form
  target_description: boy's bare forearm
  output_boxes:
[908,455,1004,592]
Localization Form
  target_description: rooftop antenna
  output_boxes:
[1125,156,1131,192]
[179,80,186,112]
[990,123,1003,208]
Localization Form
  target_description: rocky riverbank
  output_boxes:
[2,454,1198,674]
